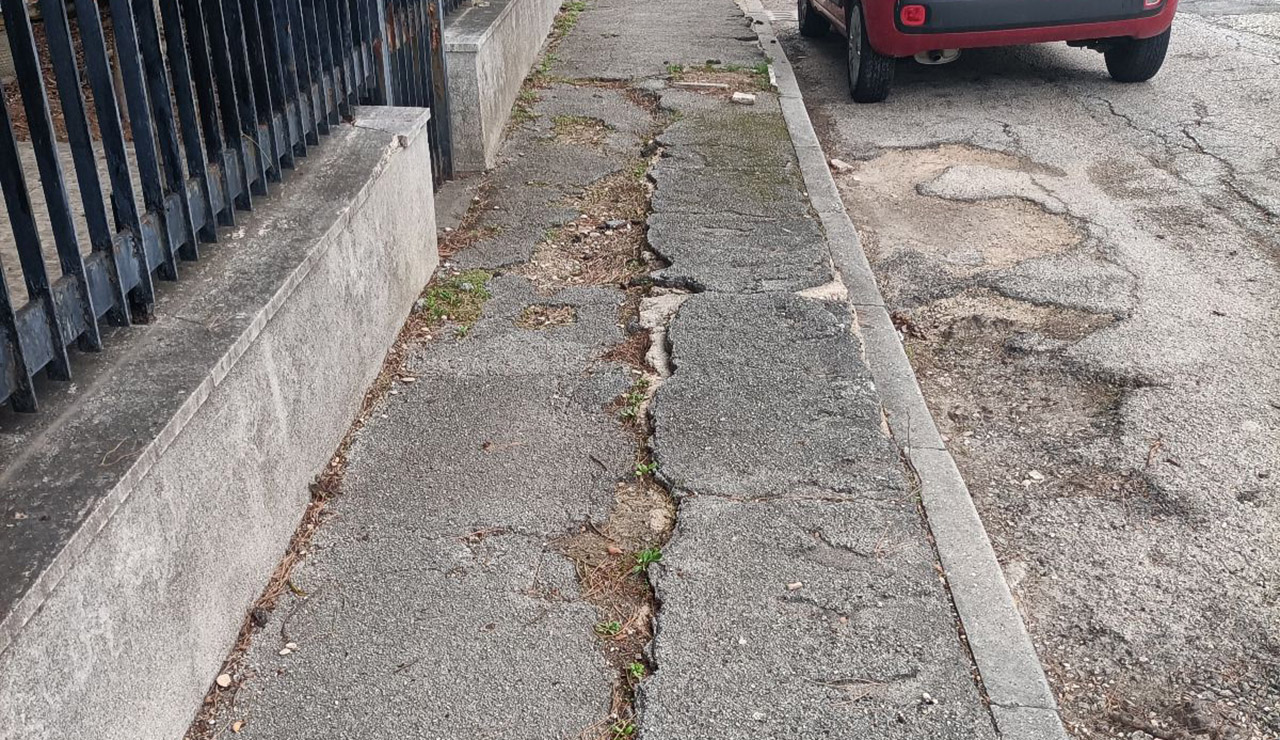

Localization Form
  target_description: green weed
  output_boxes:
[633,461,658,478]
[415,270,494,328]
[618,377,650,421]
[631,547,662,573]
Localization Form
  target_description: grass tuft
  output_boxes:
[415,270,494,328]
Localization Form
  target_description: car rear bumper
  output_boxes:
[865,0,1178,56]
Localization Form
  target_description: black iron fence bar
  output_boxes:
[240,0,284,180]
[297,0,328,136]
[2,0,102,356]
[311,0,337,121]
[0,87,68,405]
[337,0,357,101]
[221,0,268,196]
[181,0,234,231]
[202,0,253,212]
[271,0,307,158]
[40,0,129,328]
[338,0,358,109]
[258,0,297,171]
[287,0,321,144]
[108,0,179,279]
[354,0,373,97]
[428,0,452,176]
[73,0,155,313]
[159,0,219,245]
[132,0,201,263]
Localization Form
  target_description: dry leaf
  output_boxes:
[231,720,245,733]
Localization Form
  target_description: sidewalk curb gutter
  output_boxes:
[738,4,1070,738]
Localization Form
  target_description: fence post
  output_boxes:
[371,0,395,104]
[428,0,452,177]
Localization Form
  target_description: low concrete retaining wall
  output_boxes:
[444,0,562,171]
[0,107,438,740]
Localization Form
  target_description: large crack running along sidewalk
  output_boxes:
[193,0,997,737]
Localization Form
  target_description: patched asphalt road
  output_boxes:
[766,2,1280,738]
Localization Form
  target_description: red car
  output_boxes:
[798,0,1179,102]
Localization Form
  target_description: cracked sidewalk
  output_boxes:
[190,0,1004,737]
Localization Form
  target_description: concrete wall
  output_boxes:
[445,0,562,171]
[0,108,437,740]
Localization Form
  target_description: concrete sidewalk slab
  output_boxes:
[553,0,761,79]
[652,292,904,501]
[642,496,997,739]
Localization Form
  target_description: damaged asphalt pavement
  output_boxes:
[186,0,1280,738]
[190,0,1017,737]
[765,0,1280,737]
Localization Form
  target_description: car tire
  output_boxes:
[1105,28,1172,83]
[846,0,895,103]
[797,0,830,38]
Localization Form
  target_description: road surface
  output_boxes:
[764,1,1280,737]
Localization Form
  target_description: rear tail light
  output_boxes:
[900,4,927,26]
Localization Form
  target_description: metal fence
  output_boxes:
[0,0,453,412]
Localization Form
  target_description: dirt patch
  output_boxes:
[839,145,1081,274]
[603,330,651,372]
[553,114,611,146]
[668,63,773,95]
[523,168,656,293]
[516,303,578,329]
[440,181,498,259]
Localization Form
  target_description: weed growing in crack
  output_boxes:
[610,721,637,739]
[415,270,493,328]
[627,662,647,681]
[595,620,623,637]
[553,0,587,38]
[618,377,650,421]
[631,547,662,574]
[633,461,659,478]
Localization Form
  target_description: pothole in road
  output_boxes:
[838,145,1081,279]
[895,285,1266,738]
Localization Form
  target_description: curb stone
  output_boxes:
[737,3,1070,737]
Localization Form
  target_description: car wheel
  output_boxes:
[797,0,830,38]
[1105,28,1172,83]
[846,0,895,103]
